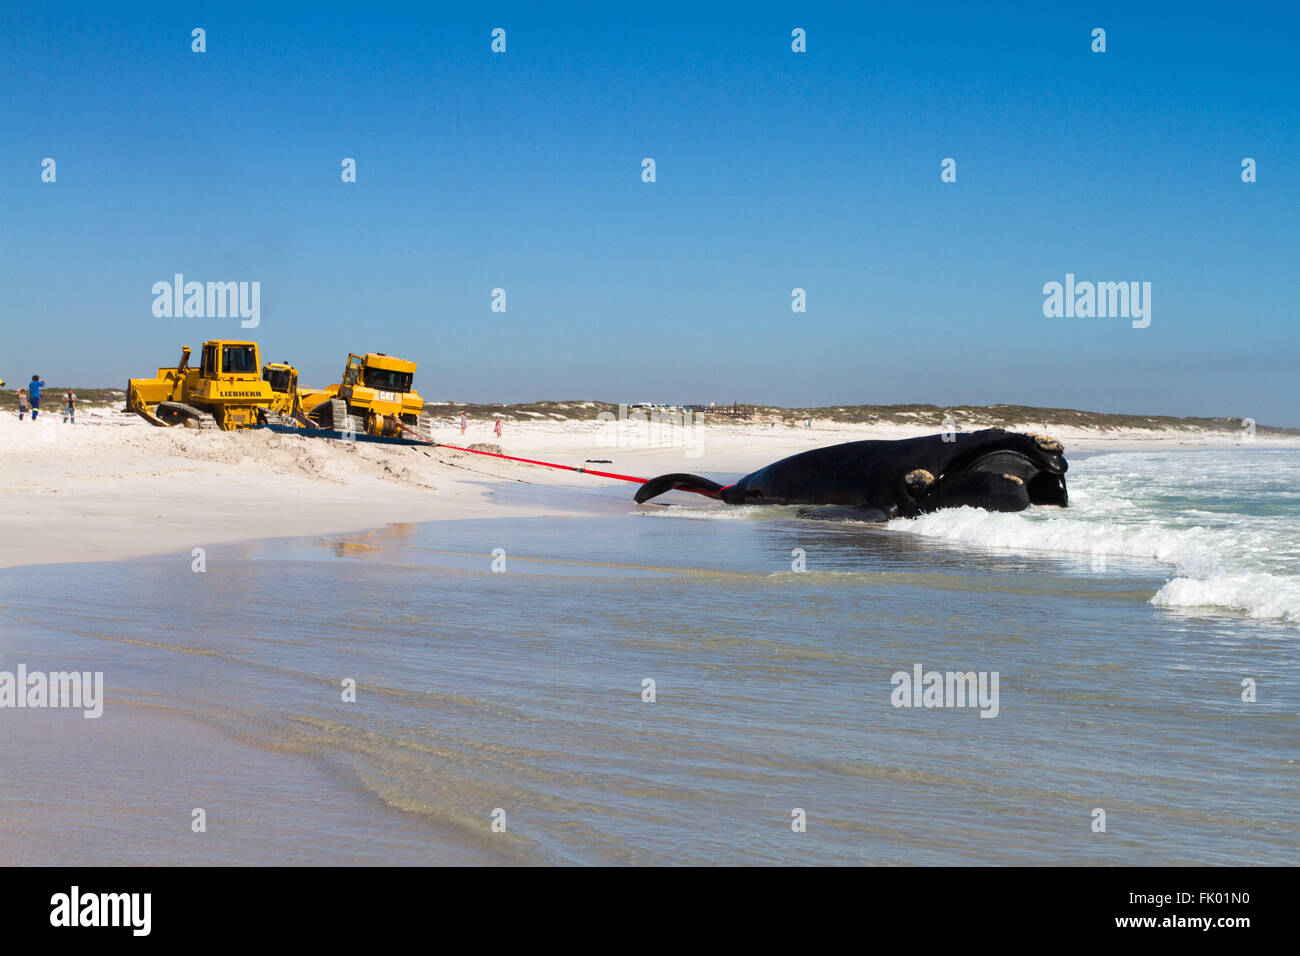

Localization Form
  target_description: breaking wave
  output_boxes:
[887,450,1300,623]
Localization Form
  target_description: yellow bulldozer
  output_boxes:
[299,352,429,439]
[127,340,306,430]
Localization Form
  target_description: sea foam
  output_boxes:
[887,449,1300,623]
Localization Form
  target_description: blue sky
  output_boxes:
[2,2,1297,423]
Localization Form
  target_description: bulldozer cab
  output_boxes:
[341,353,414,393]
[201,341,260,379]
[262,361,305,423]
[262,363,297,394]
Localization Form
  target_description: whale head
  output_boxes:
[918,430,1069,512]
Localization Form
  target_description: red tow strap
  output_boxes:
[402,427,718,498]
[395,423,722,497]
[432,440,648,484]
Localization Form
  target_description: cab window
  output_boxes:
[222,346,257,374]
[263,367,293,392]
[362,367,413,392]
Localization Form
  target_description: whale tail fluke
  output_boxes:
[634,473,725,503]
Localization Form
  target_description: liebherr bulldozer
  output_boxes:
[127,340,307,430]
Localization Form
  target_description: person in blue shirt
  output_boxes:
[28,375,46,420]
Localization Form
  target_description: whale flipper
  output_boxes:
[921,470,1031,513]
[795,505,891,522]
[634,473,725,503]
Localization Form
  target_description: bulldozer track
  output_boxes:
[257,409,302,428]
[308,398,349,430]
[155,401,218,428]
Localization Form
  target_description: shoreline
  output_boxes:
[3,409,1296,572]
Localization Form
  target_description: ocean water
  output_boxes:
[1,448,1296,865]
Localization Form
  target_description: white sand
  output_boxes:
[2,404,1295,570]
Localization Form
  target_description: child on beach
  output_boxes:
[494,418,502,439]
[459,411,467,436]
[17,388,28,419]
[28,375,45,420]
[63,388,76,424]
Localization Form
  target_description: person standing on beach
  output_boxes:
[63,387,76,424]
[28,375,45,420]
[459,410,467,437]
[494,417,502,439]
[17,388,28,420]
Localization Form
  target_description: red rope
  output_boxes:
[435,440,647,483]
[401,425,716,497]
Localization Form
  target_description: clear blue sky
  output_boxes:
[2,2,1297,423]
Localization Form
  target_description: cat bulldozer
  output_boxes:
[127,340,306,430]
[299,352,430,439]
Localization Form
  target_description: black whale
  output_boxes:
[633,429,1068,520]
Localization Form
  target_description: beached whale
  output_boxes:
[633,429,1068,520]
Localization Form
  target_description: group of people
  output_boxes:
[14,375,76,423]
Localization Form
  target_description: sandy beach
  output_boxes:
[2,406,1295,571]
